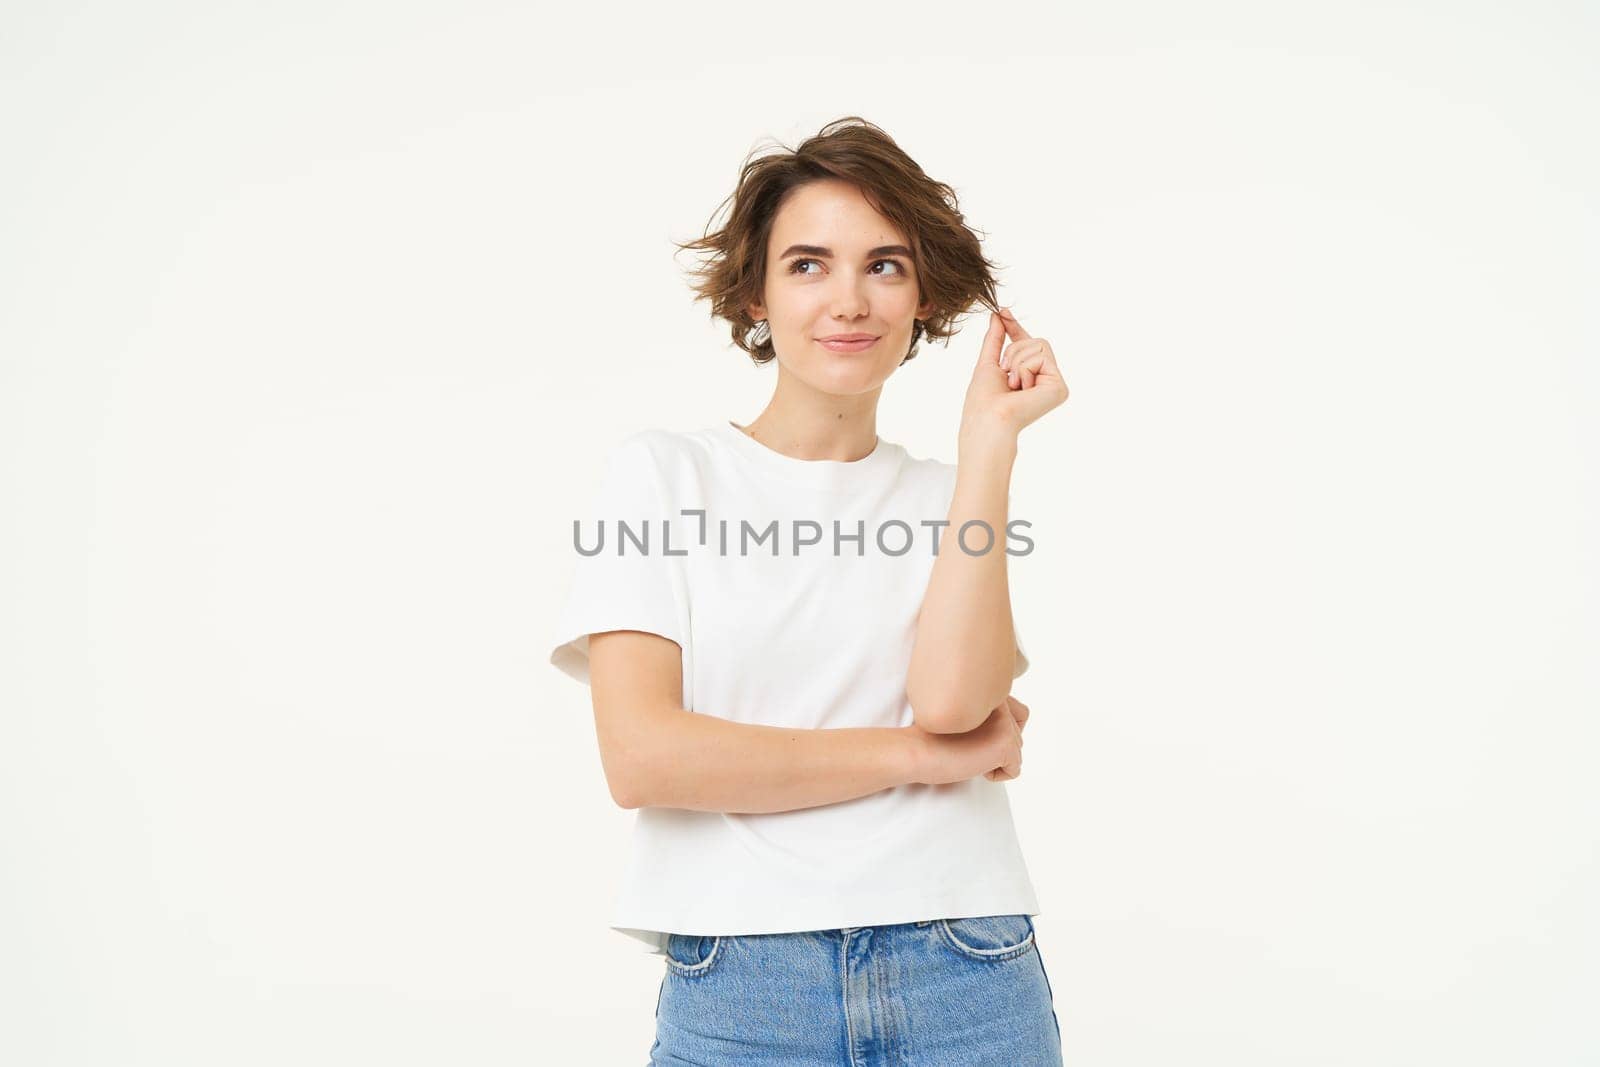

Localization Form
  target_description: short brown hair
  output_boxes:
[674,116,1004,367]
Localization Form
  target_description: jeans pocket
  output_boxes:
[937,913,1037,962]
[663,933,724,978]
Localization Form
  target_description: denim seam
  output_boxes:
[938,917,1037,962]
[840,931,858,1066]
[663,934,723,977]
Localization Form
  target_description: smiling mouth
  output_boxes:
[817,337,879,351]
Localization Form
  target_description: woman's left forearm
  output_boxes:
[909,304,1069,733]
[906,426,1020,734]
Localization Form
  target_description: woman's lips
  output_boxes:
[817,337,878,352]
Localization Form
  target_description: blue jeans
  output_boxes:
[649,914,1063,1065]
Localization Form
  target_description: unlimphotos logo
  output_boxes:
[571,510,1035,558]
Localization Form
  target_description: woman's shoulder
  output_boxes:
[594,426,728,496]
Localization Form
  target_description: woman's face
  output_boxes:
[748,178,934,396]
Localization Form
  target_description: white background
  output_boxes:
[3,2,1596,1064]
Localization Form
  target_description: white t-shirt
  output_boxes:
[549,420,1038,956]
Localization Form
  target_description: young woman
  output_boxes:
[550,116,1069,1065]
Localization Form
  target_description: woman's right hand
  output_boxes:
[908,695,1028,785]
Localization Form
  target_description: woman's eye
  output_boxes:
[788,258,907,276]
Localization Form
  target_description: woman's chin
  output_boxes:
[812,362,892,392]
[775,351,898,393]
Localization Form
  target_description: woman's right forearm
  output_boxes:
[623,706,926,814]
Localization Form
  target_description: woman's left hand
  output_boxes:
[983,694,1029,781]
[960,307,1070,444]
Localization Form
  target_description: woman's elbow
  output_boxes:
[604,765,642,808]
[907,689,976,735]
[599,746,654,809]
[907,682,1009,735]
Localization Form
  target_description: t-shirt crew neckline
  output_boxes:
[717,420,900,490]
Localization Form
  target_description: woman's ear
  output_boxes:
[746,300,766,322]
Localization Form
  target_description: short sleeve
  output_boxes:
[548,435,688,687]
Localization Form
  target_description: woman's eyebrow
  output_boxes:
[778,243,913,259]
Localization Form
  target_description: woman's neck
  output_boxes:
[735,408,879,463]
